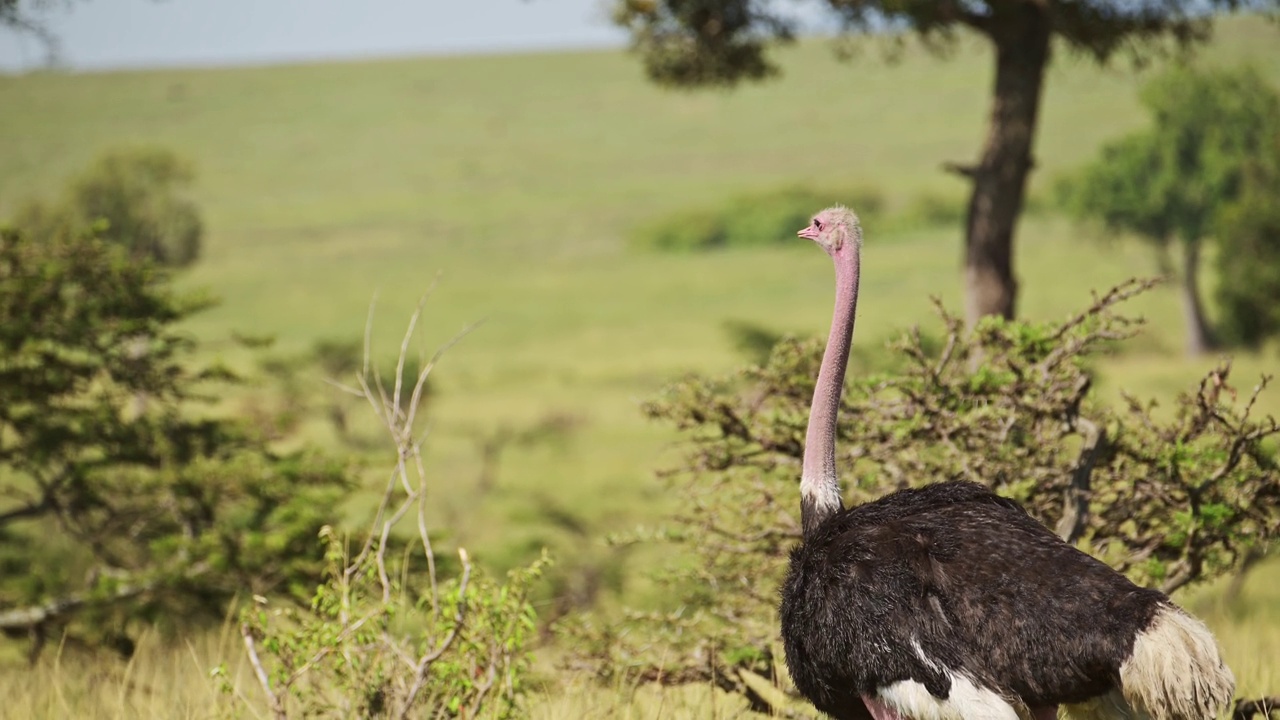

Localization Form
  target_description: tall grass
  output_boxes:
[1,558,1276,719]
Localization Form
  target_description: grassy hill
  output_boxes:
[2,13,1280,716]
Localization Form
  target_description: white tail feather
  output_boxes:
[1119,605,1235,720]
[1065,605,1234,720]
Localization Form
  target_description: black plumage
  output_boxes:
[782,480,1168,719]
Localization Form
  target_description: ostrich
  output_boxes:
[778,206,1235,720]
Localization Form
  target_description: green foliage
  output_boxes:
[568,279,1280,698]
[629,185,883,252]
[1057,64,1280,349]
[1057,65,1280,248]
[631,207,725,252]
[0,224,349,657]
[225,299,551,720]
[900,191,967,230]
[1057,131,1172,241]
[632,184,991,256]
[1214,146,1280,349]
[228,534,550,720]
[611,0,781,88]
[611,1,1261,89]
[14,146,204,268]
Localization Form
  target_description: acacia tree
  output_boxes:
[1058,65,1280,356]
[612,0,1278,326]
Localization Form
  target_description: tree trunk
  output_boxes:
[962,5,1052,326]
[1180,238,1215,357]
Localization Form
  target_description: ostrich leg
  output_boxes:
[862,696,908,720]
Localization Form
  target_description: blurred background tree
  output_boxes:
[1216,173,1280,349]
[611,0,1280,327]
[0,0,96,66]
[14,147,204,268]
[1057,65,1280,356]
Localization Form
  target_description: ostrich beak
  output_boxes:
[797,225,819,240]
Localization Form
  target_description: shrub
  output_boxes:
[565,279,1280,710]
[899,190,966,230]
[629,185,884,252]
[224,298,550,719]
[14,146,204,267]
[631,208,727,252]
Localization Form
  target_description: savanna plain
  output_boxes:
[2,15,1280,719]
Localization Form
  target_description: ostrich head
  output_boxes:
[797,206,862,257]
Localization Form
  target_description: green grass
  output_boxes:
[2,12,1280,715]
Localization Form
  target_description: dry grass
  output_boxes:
[0,558,1275,720]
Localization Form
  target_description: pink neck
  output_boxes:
[800,245,860,536]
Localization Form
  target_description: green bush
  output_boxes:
[629,185,884,252]
[632,208,727,252]
[899,190,966,229]
[14,146,204,268]
[223,299,551,719]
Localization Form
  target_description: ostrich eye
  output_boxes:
[813,219,823,231]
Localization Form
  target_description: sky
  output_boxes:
[0,0,636,72]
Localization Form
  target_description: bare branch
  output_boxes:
[393,280,440,426]
[399,548,473,717]
[942,160,979,178]
[241,622,287,720]
[0,496,52,526]
[0,562,208,633]
[1057,416,1105,544]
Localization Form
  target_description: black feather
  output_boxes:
[780,480,1168,719]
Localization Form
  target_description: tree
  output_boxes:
[1058,65,1280,356]
[16,146,205,268]
[0,222,349,660]
[1,0,68,64]
[566,279,1280,712]
[611,0,1279,326]
[1214,128,1280,349]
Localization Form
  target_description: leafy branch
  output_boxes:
[227,291,549,719]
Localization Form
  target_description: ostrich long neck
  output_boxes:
[800,246,860,537]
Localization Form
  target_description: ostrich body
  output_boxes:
[778,206,1235,720]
